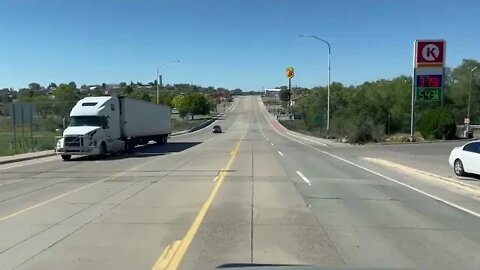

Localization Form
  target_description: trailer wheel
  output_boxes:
[61,155,71,161]
[124,141,133,153]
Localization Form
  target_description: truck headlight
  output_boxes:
[57,138,64,148]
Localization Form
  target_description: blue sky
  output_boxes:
[1,0,479,90]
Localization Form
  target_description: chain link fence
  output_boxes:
[0,102,74,156]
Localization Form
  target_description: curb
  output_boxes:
[370,137,477,146]
[171,130,189,136]
[0,152,55,166]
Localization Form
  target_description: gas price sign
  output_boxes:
[416,75,442,88]
[416,74,442,101]
[416,88,441,101]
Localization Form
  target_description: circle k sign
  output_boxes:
[415,40,445,67]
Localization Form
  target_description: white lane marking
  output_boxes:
[258,98,480,219]
[277,151,284,156]
[270,142,274,146]
[286,130,328,147]
[296,171,311,186]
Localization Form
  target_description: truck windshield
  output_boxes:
[69,116,103,127]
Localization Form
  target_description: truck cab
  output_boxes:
[56,97,124,160]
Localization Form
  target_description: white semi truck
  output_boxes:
[55,96,171,160]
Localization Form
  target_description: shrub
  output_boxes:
[418,108,457,140]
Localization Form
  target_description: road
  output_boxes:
[1,96,480,270]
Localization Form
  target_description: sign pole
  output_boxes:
[21,104,24,139]
[410,41,416,138]
[12,103,16,151]
[285,66,294,119]
[30,105,33,152]
[410,69,416,138]
[288,78,292,118]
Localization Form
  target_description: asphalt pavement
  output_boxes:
[1,96,480,270]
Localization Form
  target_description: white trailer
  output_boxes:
[55,96,171,160]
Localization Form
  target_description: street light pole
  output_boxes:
[467,66,478,130]
[299,34,331,136]
[156,60,180,104]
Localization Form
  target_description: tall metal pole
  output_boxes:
[410,41,416,137]
[156,67,160,104]
[326,44,331,136]
[468,66,478,130]
[299,35,331,136]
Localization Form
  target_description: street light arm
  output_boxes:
[157,59,181,71]
[299,34,330,51]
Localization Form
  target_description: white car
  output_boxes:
[448,141,480,176]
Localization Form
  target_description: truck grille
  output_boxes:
[64,136,83,148]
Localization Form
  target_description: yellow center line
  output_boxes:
[152,140,242,270]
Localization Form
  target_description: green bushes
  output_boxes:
[418,108,457,140]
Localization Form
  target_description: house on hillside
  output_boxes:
[290,94,307,106]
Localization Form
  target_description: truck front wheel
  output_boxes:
[61,155,71,161]
[98,142,107,158]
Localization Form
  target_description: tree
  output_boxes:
[279,89,290,101]
[48,82,57,89]
[188,93,214,119]
[53,83,78,117]
[68,81,77,89]
[17,88,34,102]
[32,95,53,119]
[101,83,107,89]
[171,93,214,120]
[0,89,12,104]
[172,95,189,119]
[28,82,41,91]
[121,85,134,95]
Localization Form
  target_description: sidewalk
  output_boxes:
[259,98,345,147]
[0,150,55,165]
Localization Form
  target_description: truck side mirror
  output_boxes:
[62,117,69,129]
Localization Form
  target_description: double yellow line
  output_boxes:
[152,140,242,270]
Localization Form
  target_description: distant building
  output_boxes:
[264,88,281,97]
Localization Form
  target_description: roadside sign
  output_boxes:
[413,40,446,102]
[415,40,445,67]
[465,118,470,125]
[286,67,294,79]
[410,39,446,136]
[9,103,36,125]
